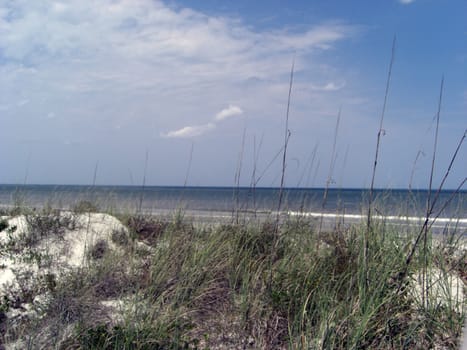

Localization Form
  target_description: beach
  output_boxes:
[1,184,466,234]
[0,186,466,348]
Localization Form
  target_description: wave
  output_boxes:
[287,211,467,225]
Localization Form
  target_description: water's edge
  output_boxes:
[1,184,465,234]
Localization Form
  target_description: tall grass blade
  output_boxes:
[365,36,396,290]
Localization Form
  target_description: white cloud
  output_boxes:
[162,123,215,138]
[0,1,355,77]
[17,99,30,106]
[215,105,244,121]
[399,0,416,4]
[310,82,346,92]
[0,0,369,185]
[164,105,243,138]
[0,0,357,135]
[272,25,354,51]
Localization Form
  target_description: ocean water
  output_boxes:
[0,184,464,216]
[0,184,465,231]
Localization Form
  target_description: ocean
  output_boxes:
[0,184,466,232]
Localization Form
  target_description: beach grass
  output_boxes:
[0,203,465,349]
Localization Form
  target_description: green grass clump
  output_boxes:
[23,207,79,247]
[72,200,100,214]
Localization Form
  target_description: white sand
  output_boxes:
[410,267,465,313]
[0,212,128,289]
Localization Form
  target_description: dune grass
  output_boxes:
[0,204,465,349]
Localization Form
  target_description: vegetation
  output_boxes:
[0,206,465,349]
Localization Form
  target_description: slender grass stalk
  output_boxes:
[233,126,247,224]
[428,128,466,219]
[426,77,444,216]
[13,150,33,212]
[427,177,466,232]
[250,135,258,218]
[83,161,99,266]
[178,142,194,208]
[337,145,350,227]
[276,58,295,222]
[23,150,32,187]
[367,36,396,228]
[250,134,264,217]
[137,150,149,215]
[365,36,396,290]
[401,129,466,289]
[298,143,319,211]
[254,145,285,187]
[422,76,444,306]
[318,107,341,238]
[183,142,194,189]
[338,144,350,190]
[311,160,321,188]
[406,149,424,227]
[297,143,318,187]
[268,58,294,294]
[404,183,466,274]
[408,150,424,193]
[127,168,135,186]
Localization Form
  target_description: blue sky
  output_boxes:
[0,0,465,189]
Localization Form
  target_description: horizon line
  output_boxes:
[0,183,465,193]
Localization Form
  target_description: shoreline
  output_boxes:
[1,203,466,235]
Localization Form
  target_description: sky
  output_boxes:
[0,0,466,189]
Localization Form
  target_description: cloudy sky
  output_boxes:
[0,0,465,189]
